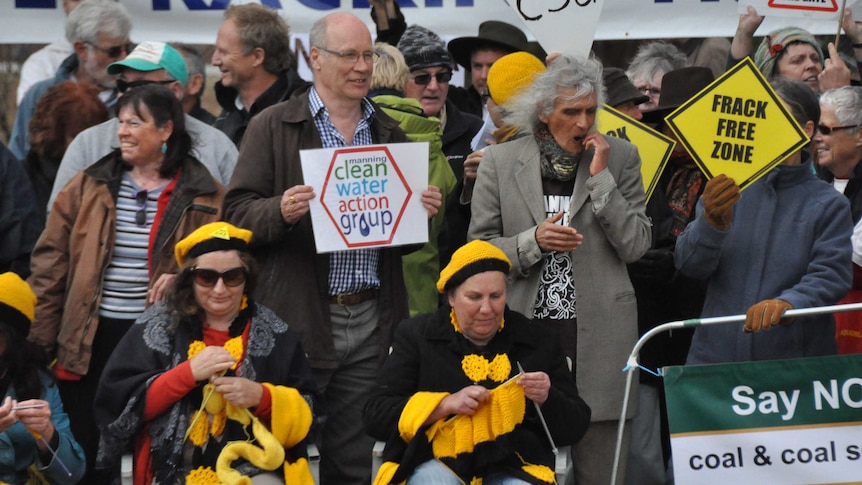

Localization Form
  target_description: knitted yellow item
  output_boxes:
[0,272,36,329]
[223,335,243,369]
[283,457,315,485]
[372,461,403,485]
[187,340,206,360]
[186,465,220,484]
[174,222,252,266]
[211,411,226,438]
[398,391,449,441]
[470,478,483,485]
[487,52,546,107]
[521,463,555,484]
[189,409,209,447]
[461,354,511,383]
[427,376,525,458]
[265,383,313,448]
[437,240,511,293]
[216,413,285,485]
[204,383,224,414]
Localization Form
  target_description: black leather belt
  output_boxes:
[329,288,378,306]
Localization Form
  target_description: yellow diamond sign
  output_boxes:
[664,57,808,190]
[598,105,675,203]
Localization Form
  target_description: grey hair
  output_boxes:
[504,54,606,133]
[820,86,862,126]
[309,16,328,49]
[625,41,688,86]
[171,43,207,96]
[66,0,132,44]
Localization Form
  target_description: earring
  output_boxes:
[161,142,167,154]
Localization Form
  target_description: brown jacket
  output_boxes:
[223,86,411,369]
[28,152,223,375]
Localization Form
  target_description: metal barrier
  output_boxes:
[609,301,862,485]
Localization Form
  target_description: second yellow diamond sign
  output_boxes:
[664,57,809,190]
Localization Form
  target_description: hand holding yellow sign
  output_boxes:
[663,58,809,191]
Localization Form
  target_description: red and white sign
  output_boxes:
[300,143,429,253]
[740,0,850,18]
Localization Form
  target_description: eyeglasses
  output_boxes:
[192,267,248,288]
[637,86,661,98]
[134,190,148,227]
[411,71,453,86]
[86,42,134,59]
[817,123,861,135]
[317,46,376,64]
[116,79,176,94]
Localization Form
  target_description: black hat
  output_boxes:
[603,67,649,108]
[642,66,715,124]
[397,25,453,72]
[447,21,528,70]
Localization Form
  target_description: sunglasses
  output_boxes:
[116,79,176,94]
[87,42,134,59]
[817,124,860,135]
[134,190,148,227]
[411,71,453,86]
[192,267,247,288]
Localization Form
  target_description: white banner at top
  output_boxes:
[0,0,856,44]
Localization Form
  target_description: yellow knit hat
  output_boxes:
[437,240,511,293]
[487,52,546,107]
[0,272,37,338]
[174,222,253,266]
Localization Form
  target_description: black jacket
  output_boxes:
[213,69,309,147]
[0,143,41,277]
[819,159,862,224]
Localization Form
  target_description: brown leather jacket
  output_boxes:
[28,152,224,375]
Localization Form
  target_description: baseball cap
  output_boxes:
[107,41,188,87]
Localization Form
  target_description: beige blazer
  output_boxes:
[469,134,650,420]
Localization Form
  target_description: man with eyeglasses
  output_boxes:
[397,25,482,269]
[47,42,237,212]
[814,86,862,354]
[10,0,133,160]
[211,3,309,147]
[223,12,442,485]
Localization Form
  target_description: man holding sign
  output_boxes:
[223,12,440,485]
[675,79,853,364]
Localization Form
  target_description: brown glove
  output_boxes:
[745,299,793,332]
[702,174,740,231]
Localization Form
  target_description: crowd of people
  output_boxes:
[1,0,862,484]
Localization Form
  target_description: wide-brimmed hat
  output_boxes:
[603,67,649,108]
[642,66,715,124]
[447,21,528,70]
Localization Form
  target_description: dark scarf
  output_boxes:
[665,153,705,238]
[534,125,583,181]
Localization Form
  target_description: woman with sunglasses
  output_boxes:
[28,84,223,482]
[94,222,317,485]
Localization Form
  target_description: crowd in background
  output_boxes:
[1,0,862,484]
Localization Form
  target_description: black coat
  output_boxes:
[0,143,41,277]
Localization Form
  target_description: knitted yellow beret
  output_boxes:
[437,240,511,293]
[174,222,253,266]
[487,52,546,107]
[0,272,37,338]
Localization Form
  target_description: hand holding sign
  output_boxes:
[421,186,442,218]
[702,174,740,231]
[281,185,315,225]
[842,7,862,42]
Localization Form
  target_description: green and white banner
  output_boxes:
[664,354,862,484]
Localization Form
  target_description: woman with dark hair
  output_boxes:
[25,80,109,228]
[0,272,85,484]
[95,222,317,485]
[28,83,224,482]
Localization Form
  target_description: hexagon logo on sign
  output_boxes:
[319,146,412,248]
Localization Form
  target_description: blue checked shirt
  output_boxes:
[309,87,381,295]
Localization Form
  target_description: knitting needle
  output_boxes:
[517,361,557,454]
[12,404,47,410]
[27,430,72,477]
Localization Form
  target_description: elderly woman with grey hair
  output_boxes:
[625,41,688,111]
[468,54,650,485]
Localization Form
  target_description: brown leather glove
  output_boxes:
[702,174,740,231]
[745,299,794,332]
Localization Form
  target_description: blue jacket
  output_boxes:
[676,160,853,364]
[0,373,86,484]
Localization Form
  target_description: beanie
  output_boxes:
[753,27,823,80]
[437,240,511,293]
[397,25,452,72]
[175,222,253,266]
[487,52,546,107]
[0,272,36,338]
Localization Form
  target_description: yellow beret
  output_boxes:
[174,222,253,266]
[487,52,546,107]
[437,240,511,293]
[0,272,36,338]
